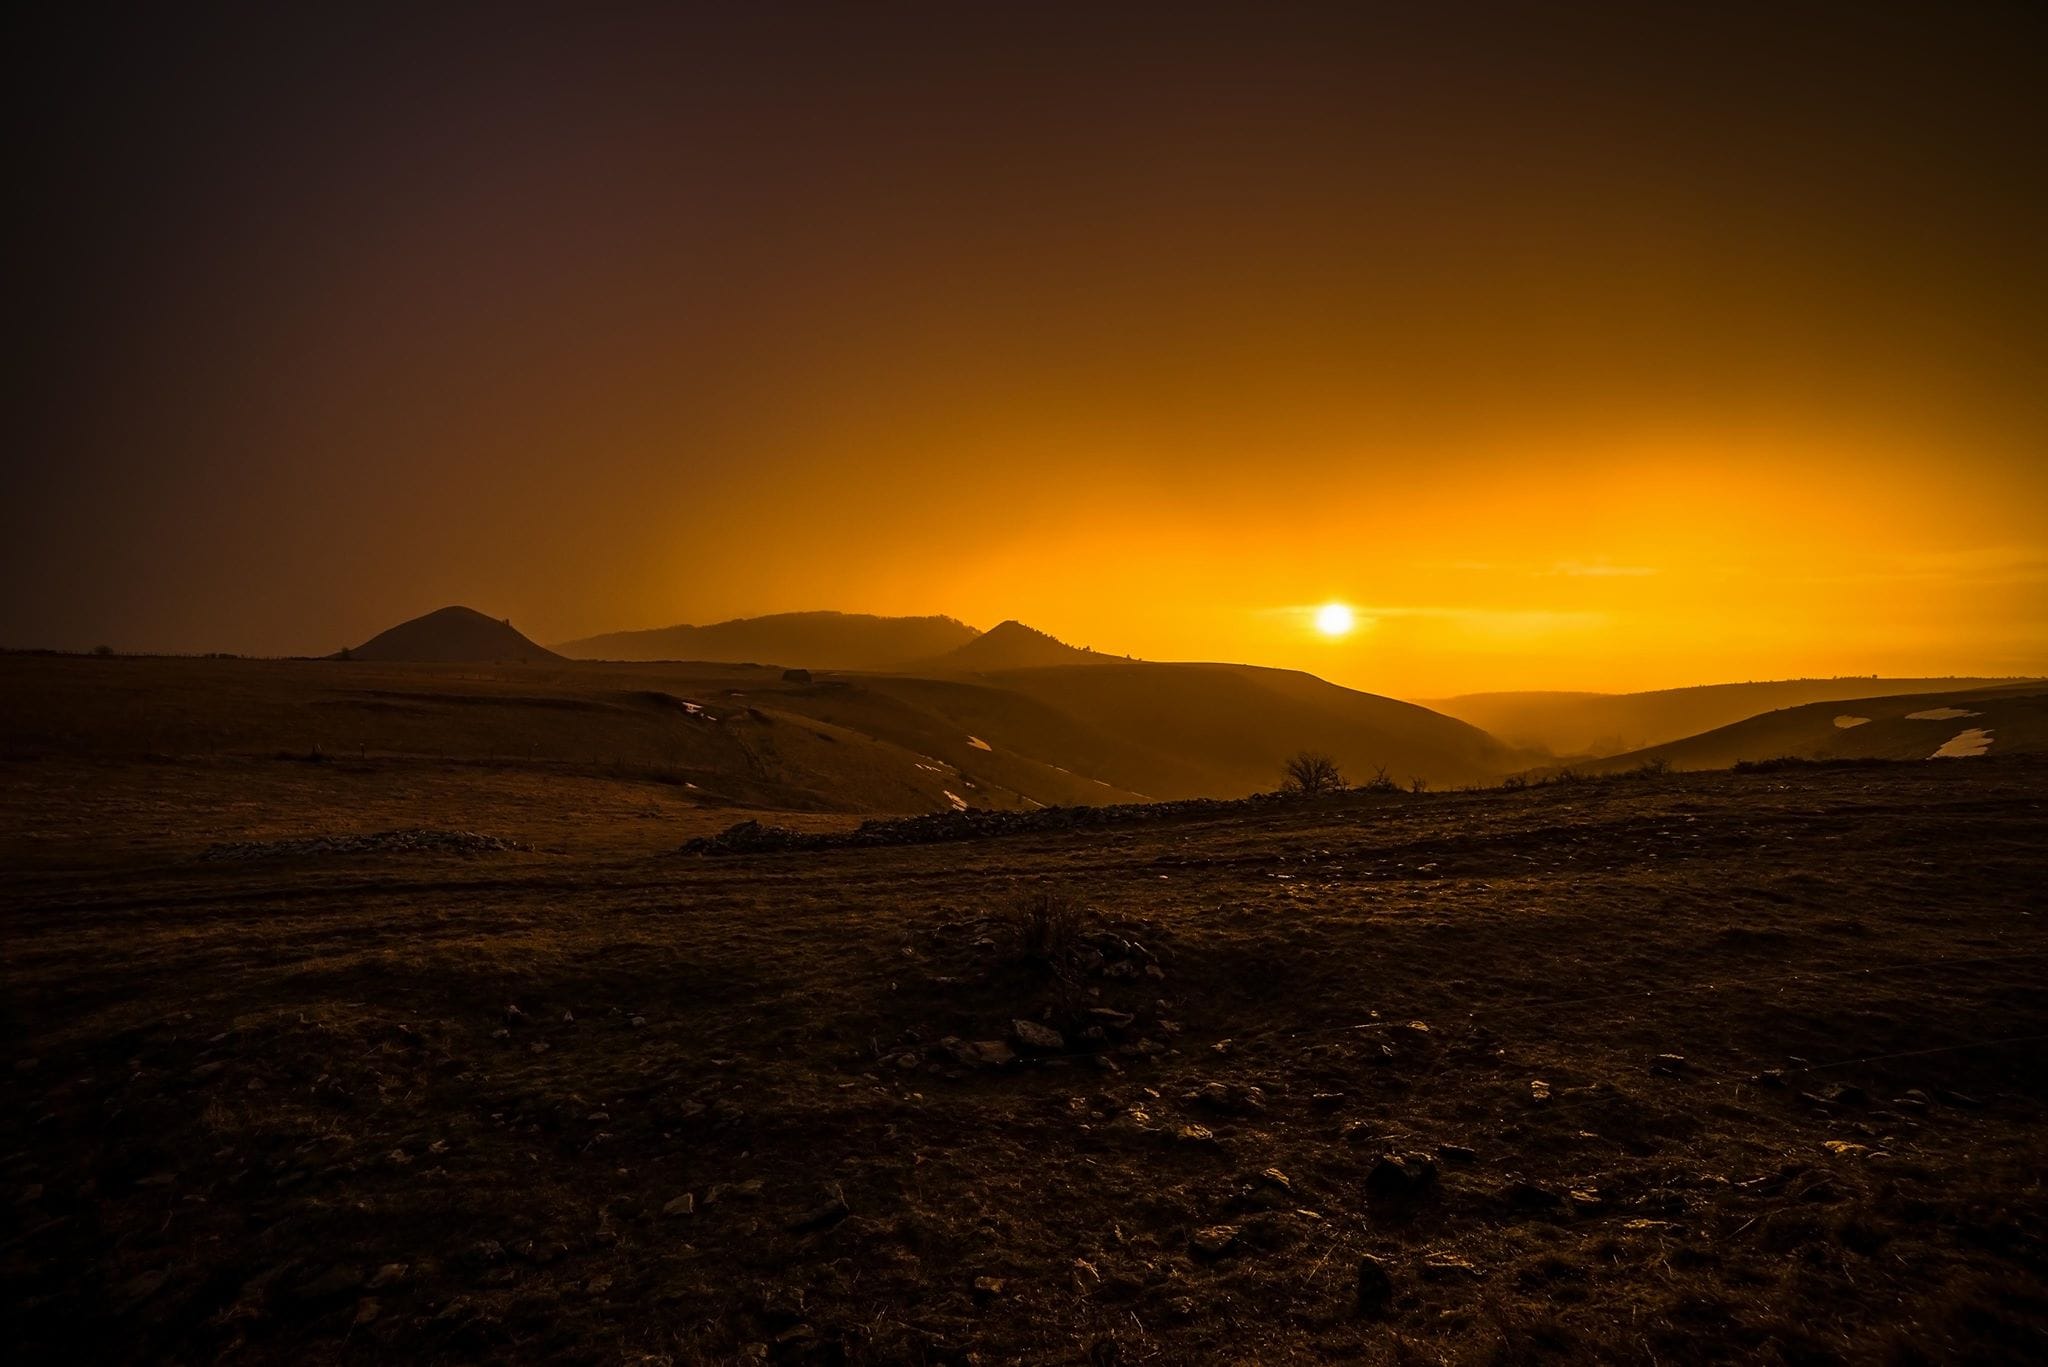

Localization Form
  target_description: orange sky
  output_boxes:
[8,3,2046,696]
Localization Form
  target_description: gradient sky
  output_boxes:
[8,2,2047,696]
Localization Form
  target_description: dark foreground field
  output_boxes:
[4,759,2046,1364]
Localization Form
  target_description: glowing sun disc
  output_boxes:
[1315,603,1355,636]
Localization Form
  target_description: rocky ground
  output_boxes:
[4,758,2046,1364]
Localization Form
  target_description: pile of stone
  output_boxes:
[199,829,524,862]
[681,788,1342,856]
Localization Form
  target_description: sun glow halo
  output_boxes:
[1315,603,1355,637]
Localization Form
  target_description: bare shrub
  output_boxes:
[1003,886,1084,967]
[1281,751,1344,795]
[1357,763,1399,794]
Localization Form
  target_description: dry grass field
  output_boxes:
[5,734,2045,1364]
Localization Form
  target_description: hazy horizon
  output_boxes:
[9,2,2047,697]
[8,599,2042,702]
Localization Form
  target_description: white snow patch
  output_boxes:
[1932,728,1993,759]
[1833,715,1869,729]
[1908,707,1979,721]
[967,736,992,751]
[943,790,969,811]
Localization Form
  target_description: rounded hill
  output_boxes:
[345,607,560,663]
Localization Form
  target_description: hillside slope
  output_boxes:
[557,612,978,668]
[865,659,1530,797]
[1429,676,2034,756]
[345,606,560,663]
[1576,681,2048,772]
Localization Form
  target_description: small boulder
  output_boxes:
[1013,1020,1066,1051]
[1191,1224,1239,1257]
[1355,1255,1395,1315]
[1364,1153,1439,1212]
[787,1190,850,1233]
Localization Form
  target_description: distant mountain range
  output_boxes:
[308,606,2041,809]
[1427,677,2038,757]
[556,611,977,669]
[310,605,1532,798]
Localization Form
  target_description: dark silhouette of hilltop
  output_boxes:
[557,611,977,669]
[344,607,560,663]
[926,620,1112,672]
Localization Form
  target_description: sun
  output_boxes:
[1315,602,1355,637]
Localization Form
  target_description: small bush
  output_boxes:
[1357,764,1399,794]
[1280,751,1344,795]
[1003,887,1084,967]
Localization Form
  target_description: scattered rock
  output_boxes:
[787,1190,851,1233]
[1529,1080,1552,1103]
[352,1298,381,1326]
[1650,1054,1688,1076]
[943,1037,1016,1068]
[1174,1123,1219,1147]
[122,1269,170,1302]
[1420,1255,1482,1281]
[972,1275,1005,1300]
[1013,1019,1066,1051]
[1187,1081,1264,1114]
[1191,1224,1240,1257]
[1365,1153,1439,1211]
[663,1193,696,1217]
[1087,1008,1136,1029]
[1501,1179,1561,1212]
[1823,1140,1872,1158]
[367,1263,408,1289]
[1437,1143,1477,1163]
[1355,1255,1396,1315]
[295,1264,365,1302]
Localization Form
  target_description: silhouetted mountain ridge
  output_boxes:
[557,611,978,668]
